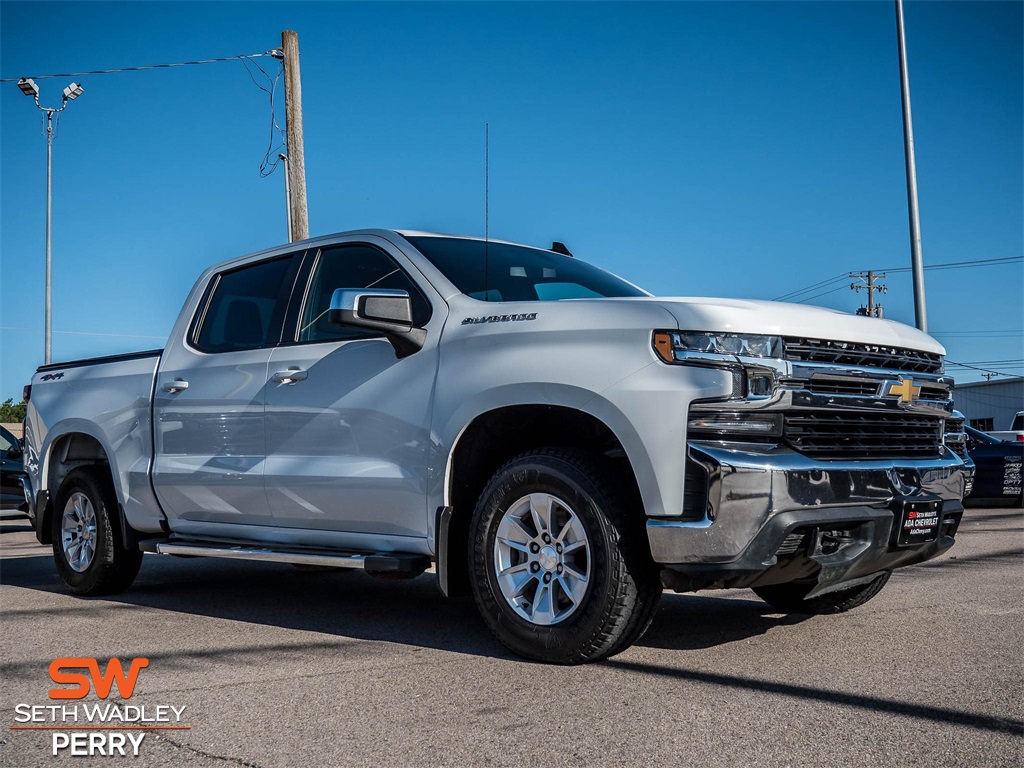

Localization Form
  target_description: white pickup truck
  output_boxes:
[22,230,968,663]
[989,411,1024,443]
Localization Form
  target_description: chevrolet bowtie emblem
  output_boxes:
[887,379,922,403]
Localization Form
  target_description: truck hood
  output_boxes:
[621,297,945,355]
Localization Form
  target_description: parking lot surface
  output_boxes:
[1,506,1021,767]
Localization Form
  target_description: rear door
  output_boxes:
[264,236,445,539]
[152,252,302,532]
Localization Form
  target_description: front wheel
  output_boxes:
[469,449,661,664]
[753,571,891,615]
[52,467,143,595]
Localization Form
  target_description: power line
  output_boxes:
[792,284,850,304]
[238,55,286,178]
[1,51,279,82]
[0,325,166,340]
[874,255,1022,273]
[775,256,1022,303]
[951,390,1024,404]
[945,360,1014,377]
[773,273,848,302]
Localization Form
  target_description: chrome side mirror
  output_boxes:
[328,289,425,358]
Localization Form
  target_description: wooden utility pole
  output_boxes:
[850,271,887,318]
[282,30,309,241]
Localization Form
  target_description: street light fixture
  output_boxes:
[17,78,39,97]
[17,78,85,364]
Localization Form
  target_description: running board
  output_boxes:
[150,541,430,575]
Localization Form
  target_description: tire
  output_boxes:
[469,449,661,664]
[753,571,891,615]
[51,466,143,596]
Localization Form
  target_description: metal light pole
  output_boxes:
[278,153,293,242]
[17,78,85,364]
[895,0,927,332]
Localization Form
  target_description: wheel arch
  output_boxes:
[437,403,648,597]
[35,425,117,545]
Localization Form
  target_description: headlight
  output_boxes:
[688,411,783,437]
[653,331,783,363]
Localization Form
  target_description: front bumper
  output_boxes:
[648,441,966,594]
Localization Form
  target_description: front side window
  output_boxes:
[404,236,648,302]
[298,244,431,343]
[195,256,294,353]
[0,426,14,454]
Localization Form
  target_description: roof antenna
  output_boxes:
[484,122,490,302]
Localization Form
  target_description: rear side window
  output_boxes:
[194,256,294,353]
[297,244,431,343]
[1013,413,1023,431]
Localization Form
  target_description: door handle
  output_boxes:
[272,368,308,384]
[162,379,189,393]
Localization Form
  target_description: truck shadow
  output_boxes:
[1,550,803,659]
[639,591,808,650]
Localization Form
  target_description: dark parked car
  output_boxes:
[0,424,28,513]
[965,426,1024,506]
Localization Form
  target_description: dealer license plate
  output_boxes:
[895,498,942,546]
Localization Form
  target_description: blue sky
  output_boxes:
[1,1,1021,398]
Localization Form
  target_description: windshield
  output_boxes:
[404,236,648,302]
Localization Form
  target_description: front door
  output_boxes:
[264,238,444,539]
[153,253,301,532]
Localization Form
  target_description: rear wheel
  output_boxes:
[753,571,891,615]
[469,449,661,664]
[52,467,143,595]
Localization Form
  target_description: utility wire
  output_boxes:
[0,325,166,340]
[775,256,1022,303]
[873,255,1022,274]
[1,52,279,82]
[773,273,848,302]
[791,284,852,304]
[946,359,1023,376]
[238,55,286,177]
[4,50,289,180]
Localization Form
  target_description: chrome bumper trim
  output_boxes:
[647,441,966,566]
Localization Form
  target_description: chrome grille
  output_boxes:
[945,414,968,459]
[784,411,944,459]
[784,337,942,374]
[782,378,951,400]
[782,378,878,396]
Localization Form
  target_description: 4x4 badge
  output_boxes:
[887,378,921,404]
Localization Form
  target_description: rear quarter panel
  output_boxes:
[25,354,165,533]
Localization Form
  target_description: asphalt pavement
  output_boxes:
[1,506,1021,767]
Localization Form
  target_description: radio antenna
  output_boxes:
[484,122,490,301]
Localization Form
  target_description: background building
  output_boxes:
[953,377,1024,431]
